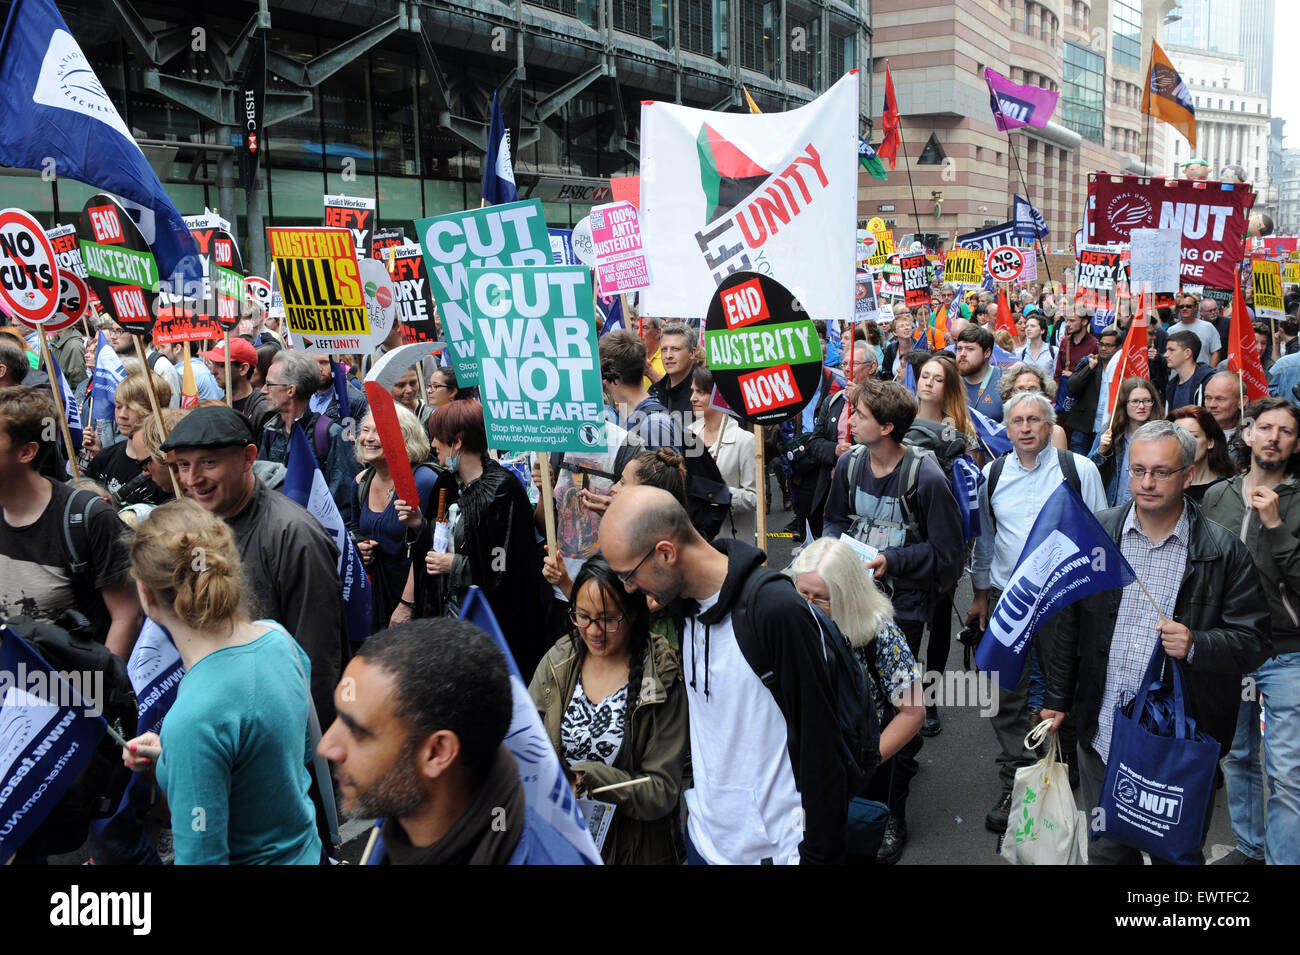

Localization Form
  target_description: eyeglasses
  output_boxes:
[1127,398,1155,407]
[263,381,290,389]
[798,591,831,611]
[1130,465,1188,482]
[428,383,449,392]
[569,610,626,632]
[615,546,658,587]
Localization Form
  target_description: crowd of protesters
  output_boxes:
[0,271,1297,866]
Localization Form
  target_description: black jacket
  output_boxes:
[696,539,847,864]
[1041,500,1274,756]
[1165,362,1216,412]
[804,385,848,515]
[1064,353,1103,434]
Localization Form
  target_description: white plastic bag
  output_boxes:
[1000,720,1089,865]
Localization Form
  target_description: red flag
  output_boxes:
[1106,309,1151,418]
[995,289,1017,338]
[1226,273,1268,401]
[878,66,900,170]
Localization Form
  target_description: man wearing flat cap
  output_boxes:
[161,405,348,729]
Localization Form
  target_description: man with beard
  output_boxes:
[1201,397,1300,865]
[956,326,1004,422]
[320,618,584,865]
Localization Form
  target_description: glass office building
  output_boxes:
[0,0,872,272]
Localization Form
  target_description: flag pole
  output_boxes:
[885,60,926,245]
[1002,128,1056,288]
[132,335,183,498]
[223,330,234,408]
[36,332,80,479]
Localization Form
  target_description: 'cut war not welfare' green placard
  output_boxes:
[415,199,551,387]
[468,265,607,454]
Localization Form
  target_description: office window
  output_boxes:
[739,0,779,79]
[1112,0,1142,70]
[1062,41,1104,144]
[681,0,716,57]
[829,29,854,80]
[613,0,672,47]
[918,134,947,164]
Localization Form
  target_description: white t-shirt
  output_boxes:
[1176,318,1222,364]
[683,589,803,865]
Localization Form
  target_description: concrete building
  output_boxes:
[0,0,874,275]
[864,0,1177,253]
[1164,44,1274,219]
[1277,147,1300,235]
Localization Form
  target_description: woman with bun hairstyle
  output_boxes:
[122,499,322,865]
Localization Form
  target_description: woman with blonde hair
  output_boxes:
[85,371,174,493]
[121,499,322,865]
[353,403,438,632]
[789,537,924,865]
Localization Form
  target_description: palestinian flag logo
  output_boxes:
[697,123,771,224]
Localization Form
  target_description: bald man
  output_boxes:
[1205,372,1243,443]
[599,486,849,865]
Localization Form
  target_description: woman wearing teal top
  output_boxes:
[122,499,322,865]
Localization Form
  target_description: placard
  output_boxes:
[1077,245,1122,290]
[944,247,984,286]
[267,227,371,354]
[1252,258,1284,320]
[1128,228,1181,295]
[899,252,930,307]
[704,272,822,424]
[467,265,606,453]
[415,199,551,385]
[77,193,160,334]
[323,194,376,258]
[360,258,397,347]
[987,245,1025,283]
[0,207,60,325]
[589,200,651,294]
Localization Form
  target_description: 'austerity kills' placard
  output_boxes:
[468,265,607,454]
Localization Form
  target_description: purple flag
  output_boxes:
[984,68,1059,131]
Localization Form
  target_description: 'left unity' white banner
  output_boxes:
[639,71,859,322]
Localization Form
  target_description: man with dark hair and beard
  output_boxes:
[318,618,585,865]
[1201,397,1300,865]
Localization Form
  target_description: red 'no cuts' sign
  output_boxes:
[0,208,61,325]
[987,246,1025,282]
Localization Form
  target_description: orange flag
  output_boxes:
[1226,272,1268,401]
[1140,41,1197,151]
[1106,309,1151,418]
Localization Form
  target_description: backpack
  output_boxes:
[681,428,732,542]
[843,444,963,595]
[986,448,1081,537]
[145,349,169,375]
[59,489,114,644]
[731,566,881,798]
[4,613,138,855]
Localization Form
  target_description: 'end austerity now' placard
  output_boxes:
[469,264,606,453]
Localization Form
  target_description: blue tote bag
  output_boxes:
[1096,644,1220,864]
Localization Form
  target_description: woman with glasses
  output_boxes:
[529,556,687,865]
[1168,405,1237,502]
[998,363,1069,450]
[789,538,923,865]
[1091,378,1165,506]
[426,366,476,408]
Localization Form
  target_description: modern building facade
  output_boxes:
[1277,147,1300,235]
[864,0,1177,252]
[0,0,873,275]
[1163,0,1273,104]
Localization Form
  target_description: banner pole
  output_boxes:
[133,335,183,498]
[223,330,234,407]
[1003,128,1056,288]
[37,331,80,479]
[755,432,767,556]
[538,452,557,560]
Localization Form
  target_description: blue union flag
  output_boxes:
[976,481,1136,686]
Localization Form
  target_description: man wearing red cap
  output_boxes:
[203,337,274,433]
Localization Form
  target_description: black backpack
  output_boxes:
[903,419,969,495]
[985,448,1081,536]
[3,613,138,855]
[681,427,732,542]
[732,566,882,797]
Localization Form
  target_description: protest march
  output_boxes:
[0,0,1296,922]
